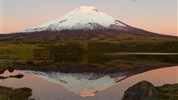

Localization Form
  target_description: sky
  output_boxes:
[0,0,177,36]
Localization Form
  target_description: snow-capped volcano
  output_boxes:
[24,6,128,32]
[3,6,175,40]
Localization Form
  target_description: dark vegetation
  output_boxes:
[1,40,178,73]
[5,54,178,73]
[34,41,178,60]
[156,84,178,100]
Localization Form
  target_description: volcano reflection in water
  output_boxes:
[21,70,128,97]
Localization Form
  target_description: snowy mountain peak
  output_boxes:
[23,6,128,32]
[75,6,99,12]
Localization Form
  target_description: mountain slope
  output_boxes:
[0,29,177,42]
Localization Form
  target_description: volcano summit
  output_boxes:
[23,6,128,32]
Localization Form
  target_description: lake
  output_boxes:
[0,66,177,100]
[0,54,178,100]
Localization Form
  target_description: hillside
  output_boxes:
[0,29,177,42]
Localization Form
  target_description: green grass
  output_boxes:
[0,43,40,58]
[155,84,178,100]
[1,40,178,60]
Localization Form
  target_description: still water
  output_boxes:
[0,66,177,100]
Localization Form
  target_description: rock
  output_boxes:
[122,81,159,100]
[0,86,32,100]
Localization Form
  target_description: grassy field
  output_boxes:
[0,43,40,58]
[0,40,178,58]
[0,40,178,73]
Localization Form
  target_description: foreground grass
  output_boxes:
[156,84,178,100]
[0,43,39,58]
[0,86,32,100]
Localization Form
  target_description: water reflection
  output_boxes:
[21,71,126,97]
[19,65,172,97]
[0,67,24,80]
[0,66,177,100]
